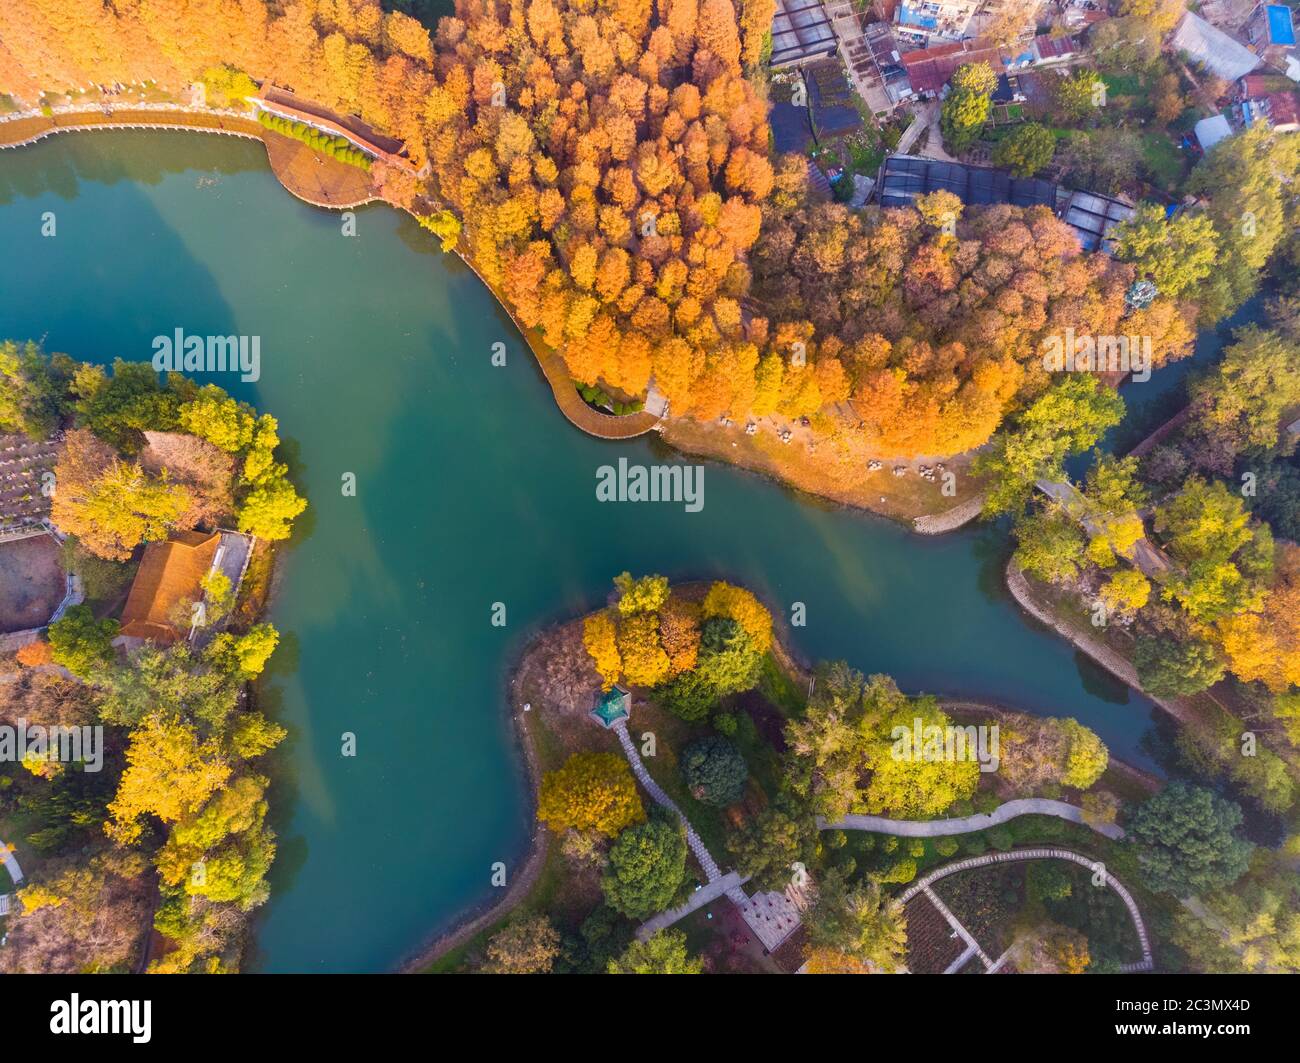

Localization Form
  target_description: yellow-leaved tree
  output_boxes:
[583,612,622,691]
[537,752,645,837]
[702,581,773,653]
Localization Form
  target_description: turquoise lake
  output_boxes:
[0,131,1211,972]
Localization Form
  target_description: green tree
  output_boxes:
[1134,630,1226,696]
[1189,326,1300,461]
[654,616,762,721]
[726,792,818,892]
[1154,478,1271,621]
[1012,503,1087,584]
[804,867,908,972]
[0,340,73,438]
[680,735,748,806]
[991,122,1056,178]
[47,605,119,680]
[1188,126,1300,320]
[976,376,1125,516]
[941,65,996,153]
[1112,203,1219,299]
[601,816,688,919]
[74,359,183,453]
[1053,68,1105,122]
[607,929,702,974]
[1128,782,1252,897]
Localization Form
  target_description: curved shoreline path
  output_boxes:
[901,848,1154,973]
[821,798,1127,841]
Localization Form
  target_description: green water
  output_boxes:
[1,132,1171,972]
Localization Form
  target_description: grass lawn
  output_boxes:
[1101,73,1144,98]
[1139,131,1187,192]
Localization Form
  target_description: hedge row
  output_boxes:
[575,382,645,417]
[257,110,372,171]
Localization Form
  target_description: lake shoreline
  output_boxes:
[1,107,985,532]
[404,585,1164,972]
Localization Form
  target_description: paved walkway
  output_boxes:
[614,719,805,950]
[1,839,24,886]
[924,885,993,970]
[899,848,1154,972]
[636,871,747,941]
[612,719,722,882]
[821,797,1126,841]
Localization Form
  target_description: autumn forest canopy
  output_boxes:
[0,0,1224,460]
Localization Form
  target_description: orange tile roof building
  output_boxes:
[118,530,221,644]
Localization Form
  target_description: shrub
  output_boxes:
[601,817,688,919]
[679,736,747,806]
[879,858,917,884]
[712,712,738,736]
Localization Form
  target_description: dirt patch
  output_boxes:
[660,415,983,525]
[262,130,376,209]
[0,535,65,632]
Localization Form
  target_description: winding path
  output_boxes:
[821,798,1126,841]
[612,719,723,882]
[613,720,768,942]
[901,848,1154,972]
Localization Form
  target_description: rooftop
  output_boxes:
[770,0,838,68]
[118,530,220,644]
[877,154,1137,254]
[878,154,1058,210]
[1170,12,1261,81]
[1195,113,1235,151]
[590,686,631,728]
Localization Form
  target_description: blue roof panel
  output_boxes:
[1268,4,1296,45]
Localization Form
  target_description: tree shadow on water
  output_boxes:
[1073,648,1131,705]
